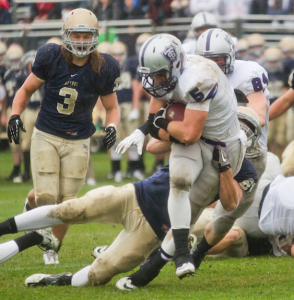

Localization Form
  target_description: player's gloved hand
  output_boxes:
[128,108,139,121]
[7,114,26,144]
[116,129,145,155]
[211,145,231,173]
[153,103,170,131]
[102,123,116,149]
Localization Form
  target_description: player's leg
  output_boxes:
[168,142,203,277]
[55,137,90,241]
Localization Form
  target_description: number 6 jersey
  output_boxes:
[32,43,120,139]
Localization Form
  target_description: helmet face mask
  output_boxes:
[5,44,24,72]
[138,34,186,98]
[63,9,99,58]
[139,67,178,98]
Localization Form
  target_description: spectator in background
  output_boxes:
[188,0,220,17]
[0,0,11,25]
[250,0,268,14]
[121,0,145,19]
[30,3,61,21]
[219,0,252,18]
[89,0,122,21]
[146,0,173,25]
[267,0,294,15]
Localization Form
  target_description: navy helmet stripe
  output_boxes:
[206,29,214,51]
[140,35,158,67]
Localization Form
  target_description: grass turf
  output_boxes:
[0,150,293,300]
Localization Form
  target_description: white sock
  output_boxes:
[15,205,64,231]
[168,188,191,229]
[72,266,91,287]
[161,236,175,257]
[129,145,139,161]
[0,241,19,264]
[110,147,121,160]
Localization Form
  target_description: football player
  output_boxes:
[15,50,44,181]
[117,33,246,282]
[0,146,257,287]
[263,47,287,157]
[2,44,24,183]
[247,33,265,66]
[193,28,268,268]
[6,9,120,262]
[182,11,218,55]
[191,152,294,259]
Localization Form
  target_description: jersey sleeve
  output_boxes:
[240,63,269,95]
[31,44,57,82]
[99,55,120,96]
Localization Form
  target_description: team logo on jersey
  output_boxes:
[239,178,255,194]
[161,45,177,62]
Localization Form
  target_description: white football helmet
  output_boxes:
[63,8,99,58]
[138,34,186,98]
[109,41,127,67]
[196,28,235,74]
[237,107,261,150]
[6,44,24,71]
[136,33,153,55]
[21,50,36,70]
[0,41,7,66]
[191,12,218,37]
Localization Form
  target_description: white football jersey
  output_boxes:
[182,39,197,55]
[154,55,240,143]
[226,60,270,158]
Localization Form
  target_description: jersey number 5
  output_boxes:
[57,87,78,115]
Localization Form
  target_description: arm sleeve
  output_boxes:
[31,44,55,82]
[242,65,269,95]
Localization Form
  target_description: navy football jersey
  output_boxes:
[3,69,18,107]
[134,157,258,241]
[116,55,137,104]
[16,69,43,109]
[266,70,285,105]
[32,44,120,139]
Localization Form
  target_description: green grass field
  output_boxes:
[0,150,293,300]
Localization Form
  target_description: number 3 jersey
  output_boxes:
[32,43,120,139]
[226,60,269,158]
[156,54,240,143]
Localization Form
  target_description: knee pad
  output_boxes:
[35,193,57,206]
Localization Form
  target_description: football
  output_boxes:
[165,102,186,121]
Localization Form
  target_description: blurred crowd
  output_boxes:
[1,0,294,26]
[1,3,294,186]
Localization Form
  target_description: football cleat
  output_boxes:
[25,273,72,287]
[174,251,195,279]
[190,243,208,270]
[43,249,59,265]
[116,277,138,290]
[36,229,61,252]
[92,245,109,259]
[133,169,144,181]
[114,171,122,183]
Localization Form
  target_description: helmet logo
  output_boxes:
[224,34,234,49]
[161,45,177,62]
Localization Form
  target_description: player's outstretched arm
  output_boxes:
[146,138,172,155]
[211,146,242,212]
[269,88,294,121]
[247,90,267,127]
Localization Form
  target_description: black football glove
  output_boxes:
[102,124,116,149]
[7,115,26,145]
[153,103,170,131]
[211,145,231,173]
